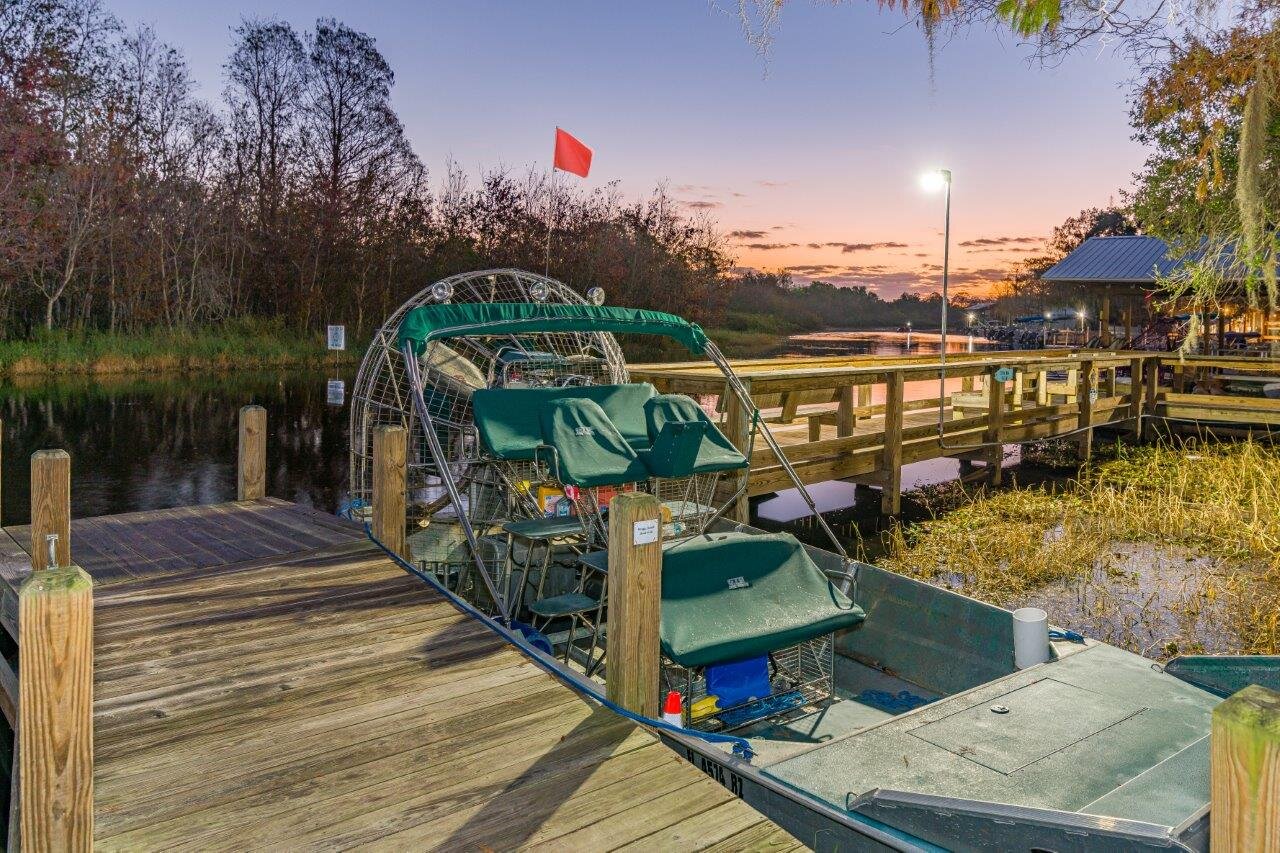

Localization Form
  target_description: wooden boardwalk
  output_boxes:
[0,500,798,851]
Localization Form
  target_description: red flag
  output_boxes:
[553,127,592,178]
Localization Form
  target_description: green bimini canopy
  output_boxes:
[397,302,709,356]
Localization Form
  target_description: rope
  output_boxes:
[360,522,756,761]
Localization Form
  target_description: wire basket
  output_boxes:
[664,635,836,732]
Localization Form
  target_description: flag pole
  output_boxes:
[544,165,557,277]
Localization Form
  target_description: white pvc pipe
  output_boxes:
[1012,607,1050,669]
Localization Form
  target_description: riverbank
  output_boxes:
[0,321,360,377]
[881,438,1280,659]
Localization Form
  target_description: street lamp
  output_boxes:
[1077,308,1086,337]
[1043,310,1051,347]
[920,168,952,400]
[905,320,912,350]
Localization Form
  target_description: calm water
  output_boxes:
[787,329,1001,356]
[0,368,356,525]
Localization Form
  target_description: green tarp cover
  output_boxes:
[398,302,709,355]
[640,394,747,477]
[538,399,650,488]
[471,384,656,460]
[660,532,865,668]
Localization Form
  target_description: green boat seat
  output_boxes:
[529,592,600,619]
[640,394,747,477]
[660,532,865,668]
[471,383,657,460]
[538,398,650,488]
[501,516,586,540]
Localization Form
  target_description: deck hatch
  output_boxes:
[907,678,1146,774]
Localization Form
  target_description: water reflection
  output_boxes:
[0,368,355,524]
[788,330,1000,356]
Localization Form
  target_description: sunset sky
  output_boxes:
[113,0,1147,298]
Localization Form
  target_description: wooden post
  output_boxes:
[1128,357,1144,434]
[724,379,753,523]
[1144,357,1160,441]
[1036,369,1049,406]
[807,415,821,442]
[605,492,662,718]
[372,425,407,559]
[1100,289,1112,347]
[21,448,93,852]
[1102,366,1117,398]
[836,385,855,437]
[880,371,904,515]
[1077,359,1094,462]
[1210,684,1280,851]
[857,383,871,418]
[237,405,267,502]
[30,450,70,572]
[986,371,1005,486]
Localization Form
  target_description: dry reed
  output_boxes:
[881,437,1280,658]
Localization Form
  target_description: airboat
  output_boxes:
[348,269,1268,851]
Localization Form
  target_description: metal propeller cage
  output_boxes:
[349,269,628,525]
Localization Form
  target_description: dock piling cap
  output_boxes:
[663,690,684,726]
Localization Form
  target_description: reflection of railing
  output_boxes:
[631,350,1280,516]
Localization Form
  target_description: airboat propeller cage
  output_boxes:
[396,301,710,356]
[350,269,850,624]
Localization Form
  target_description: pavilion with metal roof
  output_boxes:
[1042,235,1278,349]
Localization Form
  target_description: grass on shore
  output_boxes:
[882,438,1280,658]
[0,319,359,376]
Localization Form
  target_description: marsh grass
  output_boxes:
[882,437,1280,658]
[0,319,359,376]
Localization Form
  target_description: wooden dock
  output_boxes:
[0,496,798,850]
[632,349,1280,517]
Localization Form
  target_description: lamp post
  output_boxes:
[1043,311,1051,348]
[920,169,952,404]
[905,320,912,350]
[1078,309,1086,339]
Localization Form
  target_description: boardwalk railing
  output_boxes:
[631,349,1280,514]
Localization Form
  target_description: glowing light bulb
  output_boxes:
[919,169,950,193]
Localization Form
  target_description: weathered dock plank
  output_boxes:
[0,501,789,851]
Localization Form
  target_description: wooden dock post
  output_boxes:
[237,405,267,501]
[372,425,407,559]
[30,450,71,572]
[724,378,753,523]
[986,370,1006,486]
[605,492,662,718]
[1128,357,1145,434]
[880,371,904,515]
[1144,357,1160,441]
[1210,684,1280,850]
[836,385,855,437]
[1077,359,1094,462]
[1036,369,1049,405]
[21,449,94,852]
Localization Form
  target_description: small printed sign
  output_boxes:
[633,518,659,545]
[994,367,1015,383]
[327,325,346,351]
[726,576,750,590]
[1089,389,1099,404]
[326,379,345,406]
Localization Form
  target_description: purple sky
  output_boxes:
[111,0,1146,297]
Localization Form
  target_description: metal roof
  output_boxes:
[1040,235,1183,284]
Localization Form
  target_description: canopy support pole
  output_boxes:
[402,341,510,623]
[703,341,849,563]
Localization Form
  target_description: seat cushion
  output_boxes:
[641,395,747,477]
[641,421,748,477]
[660,532,865,668]
[472,384,657,460]
[538,399,650,488]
